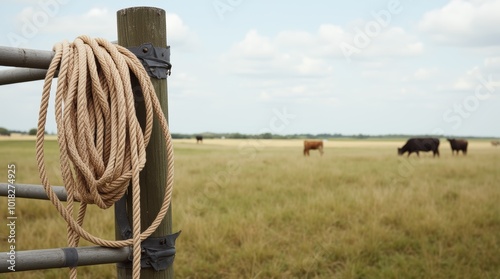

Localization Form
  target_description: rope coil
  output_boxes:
[35,35,174,278]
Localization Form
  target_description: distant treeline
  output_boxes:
[172,132,353,140]
[0,127,50,136]
[1,127,496,140]
[172,132,499,140]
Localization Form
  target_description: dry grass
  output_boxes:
[0,138,499,278]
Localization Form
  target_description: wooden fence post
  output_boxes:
[116,7,173,279]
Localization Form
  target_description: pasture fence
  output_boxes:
[0,6,177,279]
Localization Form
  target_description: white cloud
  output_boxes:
[256,82,340,106]
[452,66,482,90]
[223,22,422,79]
[351,26,423,58]
[275,30,316,49]
[166,13,199,51]
[230,29,275,59]
[484,56,500,71]
[223,29,334,77]
[10,7,116,46]
[418,0,500,47]
[220,21,425,107]
[258,91,271,101]
[413,67,439,81]
[8,7,197,51]
[451,63,500,92]
[316,23,423,60]
[83,7,108,18]
[361,70,390,79]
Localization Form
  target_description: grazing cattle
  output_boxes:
[447,138,468,155]
[196,135,203,143]
[492,141,500,147]
[398,138,440,157]
[304,140,324,156]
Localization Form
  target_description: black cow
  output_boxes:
[447,138,468,155]
[398,138,440,157]
[196,135,203,143]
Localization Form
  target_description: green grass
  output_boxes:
[1,139,499,278]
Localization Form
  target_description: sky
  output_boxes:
[0,0,499,137]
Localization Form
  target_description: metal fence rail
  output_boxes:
[0,246,131,272]
[0,183,67,201]
[0,45,55,85]
[0,68,50,85]
[0,46,54,69]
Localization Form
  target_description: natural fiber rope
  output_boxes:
[35,35,174,278]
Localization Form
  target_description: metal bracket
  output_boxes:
[115,195,180,271]
[140,232,180,271]
[128,43,172,79]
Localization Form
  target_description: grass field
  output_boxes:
[1,138,499,278]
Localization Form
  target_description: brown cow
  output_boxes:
[447,138,468,155]
[304,140,324,156]
[492,140,500,147]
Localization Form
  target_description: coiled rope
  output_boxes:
[35,35,174,278]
